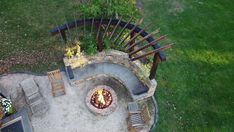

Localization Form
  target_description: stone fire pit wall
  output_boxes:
[86,85,118,116]
[65,50,157,101]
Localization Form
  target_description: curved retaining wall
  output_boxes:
[69,50,157,101]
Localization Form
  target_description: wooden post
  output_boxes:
[123,23,152,48]
[56,25,66,45]
[109,16,122,40]
[113,16,133,43]
[60,30,67,43]
[96,17,104,52]
[83,15,86,34]
[149,53,161,80]
[118,18,144,46]
[91,18,94,34]
[128,35,167,55]
[102,16,113,40]
[74,15,79,38]
[130,44,172,61]
[126,29,160,50]
[96,25,104,52]
[129,32,136,58]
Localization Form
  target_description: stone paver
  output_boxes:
[0,73,153,132]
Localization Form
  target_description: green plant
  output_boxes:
[103,38,111,50]
[81,34,97,55]
[103,36,124,52]
[65,48,74,59]
[73,40,82,58]
[77,0,140,20]
[0,98,16,116]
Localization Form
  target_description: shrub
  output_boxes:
[78,0,140,20]
[80,33,97,55]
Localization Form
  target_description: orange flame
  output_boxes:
[97,89,105,105]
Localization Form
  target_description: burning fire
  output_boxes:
[90,88,112,109]
[97,89,106,105]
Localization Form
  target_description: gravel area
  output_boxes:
[0,73,135,132]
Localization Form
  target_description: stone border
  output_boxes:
[86,85,117,116]
[69,50,157,101]
[149,96,159,132]
[1,106,33,132]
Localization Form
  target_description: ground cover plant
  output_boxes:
[0,0,233,131]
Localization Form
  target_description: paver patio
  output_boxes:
[0,73,153,132]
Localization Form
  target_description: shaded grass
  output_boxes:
[0,0,233,131]
[142,0,234,131]
[0,0,80,73]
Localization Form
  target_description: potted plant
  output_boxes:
[63,40,85,68]
[65,48,74,59]
[0,98,16,117]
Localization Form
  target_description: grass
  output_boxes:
[142,0,234,131]
[0,0,233,131]
[0,0,81,73]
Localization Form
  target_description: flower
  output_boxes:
[0,98,14,114]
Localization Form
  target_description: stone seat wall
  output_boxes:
[66,50,157,101]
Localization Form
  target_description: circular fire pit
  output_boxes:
[86,85,117,115]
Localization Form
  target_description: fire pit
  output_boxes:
[86,85,117,116]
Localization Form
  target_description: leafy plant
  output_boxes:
[77,0,140,20]
[103,35,124,52]
[74,40,82,58]
[80,34,97,55]
[0,98,16,116]
[103,38,111,50]
[65,48,74,59]
[65,40,83,59]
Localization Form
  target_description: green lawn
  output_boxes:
[1,0,234,131]
[0,0,80,73]
[142,0,234,131]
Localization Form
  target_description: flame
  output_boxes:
[97,89,106,105]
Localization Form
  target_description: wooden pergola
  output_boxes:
[50,17,172,80]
